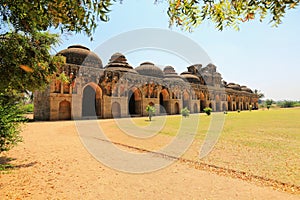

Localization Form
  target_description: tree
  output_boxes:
[145,105,156,121]
[265,99,273,110]
[166,0,300,31]
[254,89,265,104]
[0,0,113,36]
[0,0,114,153]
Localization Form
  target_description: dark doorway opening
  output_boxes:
[128,90,136,116]
[200,100,206,112]
[59,100,71,120]
[159,93,166,114]
[174,102,179,114]
[82,86,96,117]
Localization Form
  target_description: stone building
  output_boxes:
[34,45,259,121]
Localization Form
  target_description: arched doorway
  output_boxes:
[174,102,180,114]
[193,103,198,113]
[200,92,206,112]
[227,95,232,111]
[112,102,121,118]
[59,100,71,120]
[128,88,142,116]
[236,101,240,110]
[183,91,190,110]
[159,89,170,114]
[82,84,102,117]
[216,101,221,112]
[243,102,247,110]
[222,103,227,111]
[159,93,166,114]
[200,100,206,112]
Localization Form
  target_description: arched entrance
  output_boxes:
[159,93,166,114]
[183,91,190,110]
[200,92,206,112]
[59,100,71,120]
[112,102,121,118]
[82,84,102,117]
[216,101,221,112]
[236,101,240,110]
[243,102,247,110]
[159,89,170,114]
[193,103,198,113]
[174,102,180,114]
[128,88,142,116]
[227,95,232,111]
[222,103,227,111]
[215,95,221,112]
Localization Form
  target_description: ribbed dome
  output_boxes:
[227,83,241,90]
[105,53,137,74]
[135,62,164,78]
[163,66,185,83]
[57,45,102,68]
[180,72,200,84]
[241,86,253,93]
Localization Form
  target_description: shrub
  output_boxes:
[0,93,27,153]
[277,100,295,108]
[181,107,190,117]
[203,107,212,116]
[145,105,156,121]
[22,103,34,113]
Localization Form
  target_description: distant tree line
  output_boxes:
[276,100,300,108]
[261,99,300,108]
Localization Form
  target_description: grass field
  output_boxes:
[102,107,300,187]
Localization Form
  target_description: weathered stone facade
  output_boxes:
[34,45,259,121]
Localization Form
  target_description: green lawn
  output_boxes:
[130,108,300,186]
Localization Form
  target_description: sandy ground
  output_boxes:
[0,120,299,200]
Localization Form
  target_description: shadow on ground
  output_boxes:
[0,156,37,171]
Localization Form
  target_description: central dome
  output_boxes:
[180,71,200,84]
[56,45,102,68]
[135,62,164,78]
[105,53,137,74]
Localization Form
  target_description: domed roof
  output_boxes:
[227,83,241,90]
[241,86,253,93]
[135,62,164,78]
[57,45,102,68]
[163,66,185,83]
[105,53,137,74]
[180,71,200,84]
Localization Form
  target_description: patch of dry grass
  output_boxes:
[100,108,300,186]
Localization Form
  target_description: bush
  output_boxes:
[145,105,156,121]
[181,107,190,117]
[277,100,296,108]
[22,103,34,113]
[0,93,26,153]
[203,107,212,116]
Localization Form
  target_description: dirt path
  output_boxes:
[0,120,299,200]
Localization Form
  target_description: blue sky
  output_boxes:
[55,1,300,101]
